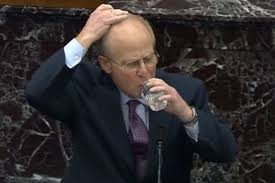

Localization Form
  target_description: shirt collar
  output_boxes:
[119,90,146,106]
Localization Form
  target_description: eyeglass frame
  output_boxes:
[100,51,159,71]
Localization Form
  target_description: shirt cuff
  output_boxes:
[64,38,87,68]
[184,121,199,142]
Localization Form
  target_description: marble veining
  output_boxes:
[0,2,274,183]
[110,0,275,23]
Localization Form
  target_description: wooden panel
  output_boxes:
[0,0,106,8]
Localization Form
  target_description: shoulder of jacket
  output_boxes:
[157,69,203,87]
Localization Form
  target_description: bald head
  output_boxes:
[98,14,156,58]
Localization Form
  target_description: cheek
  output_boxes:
[114,72,137,88]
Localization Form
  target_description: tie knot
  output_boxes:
[127,100,140,114]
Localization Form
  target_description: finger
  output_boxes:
[149,86,166,93]
[106,9,128,18]
[96,4,113,11]
[158,95,171,102]
[142,78,159,86]
[106,14,129,25]
[112,9,128,16]
[146,78,165,87]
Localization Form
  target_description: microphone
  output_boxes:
[157,126,166,183]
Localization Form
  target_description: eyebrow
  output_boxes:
[123,52,155,63]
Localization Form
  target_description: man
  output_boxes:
[25,4,236,183]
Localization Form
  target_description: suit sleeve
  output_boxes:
[192,81,237,162]
[25,49,77,124]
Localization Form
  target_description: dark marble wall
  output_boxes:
[0,1,275,183]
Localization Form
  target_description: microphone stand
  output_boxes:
[157,139,163,183]
[157,126,165,183]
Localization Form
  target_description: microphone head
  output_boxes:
[157,125,167,143]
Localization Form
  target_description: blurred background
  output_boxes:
[0,0,274,182]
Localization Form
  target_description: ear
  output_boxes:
[98,55,112,74]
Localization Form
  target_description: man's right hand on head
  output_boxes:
[76,4,128,49]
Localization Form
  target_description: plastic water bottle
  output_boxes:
[141,82,168,111]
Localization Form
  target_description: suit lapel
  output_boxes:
[95,76,136,179]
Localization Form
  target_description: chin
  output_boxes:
[123,88,141,98]
[131,94,141,99]
[130,92,141,99]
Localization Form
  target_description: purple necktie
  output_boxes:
[127,100,149,181]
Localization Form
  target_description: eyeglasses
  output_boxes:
[101,51,159,71]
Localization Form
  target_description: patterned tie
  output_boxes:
[127,100,149,181]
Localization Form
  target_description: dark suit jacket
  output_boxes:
[25,49,236,183]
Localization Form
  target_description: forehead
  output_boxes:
[103,18,155,62]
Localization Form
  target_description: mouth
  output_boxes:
[138,80,149,91]
[140,80,149,86]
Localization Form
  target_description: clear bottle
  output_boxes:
[141,82,168,111]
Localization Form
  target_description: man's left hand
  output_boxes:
[145,78,194,124]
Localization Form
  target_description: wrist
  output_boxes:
[76,31,96,49]
[177,106,198,126]
[175,105,192,121]
[183,107,198,126]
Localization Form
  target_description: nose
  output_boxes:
[136,60,148,77]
